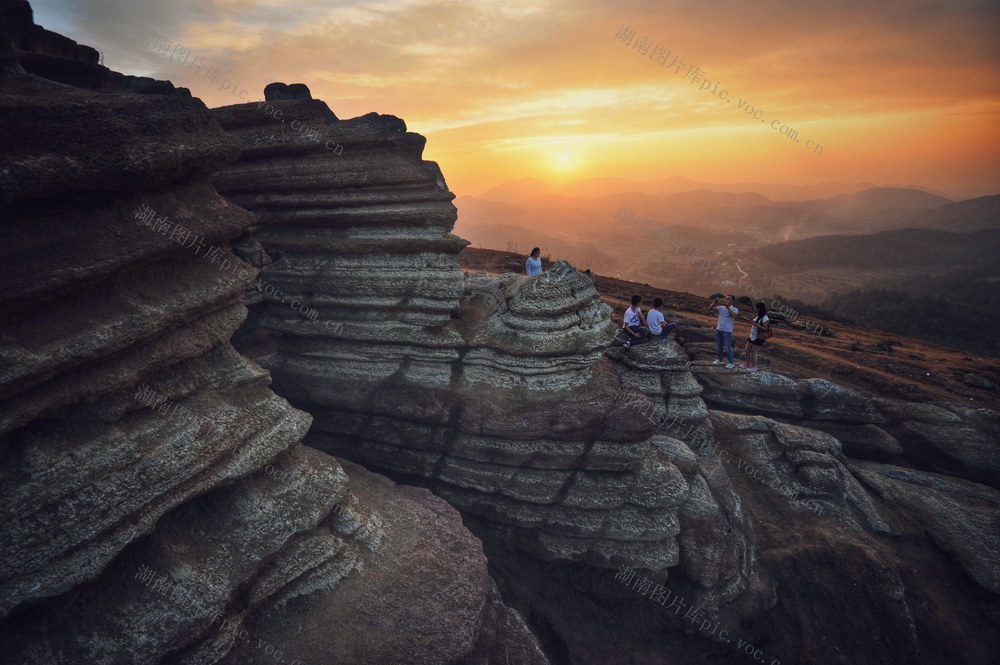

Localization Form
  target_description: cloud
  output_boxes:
[26,0,1000,194]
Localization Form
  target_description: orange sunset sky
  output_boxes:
[36,0,1000,199]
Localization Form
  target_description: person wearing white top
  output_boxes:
[646,298,678,343]
[740,302,771,372]
[623,295,649,348]
[707,294,738,368]
[525,247,543,277]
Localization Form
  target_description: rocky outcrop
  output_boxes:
[0,12,547,664]
[211,87,463,357]
[694,366,882,423]
[875,397,1000,489]
[211,102,755,600]
[210,85,1000,665]
[2,0,97,60]
[601,342,753,604]
[694,365,906,458]
[849,460,1000,594]
[693,363,1000,488]
[707,411,890,533]
[1,0,185,94]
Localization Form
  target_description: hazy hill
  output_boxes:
[459,182,997,251]
[456,184,1000,305]
[476,177,884,203]
[472,177,980,204]
[756,228,1000,269]
[907,194,1000,232]
[476,177,554,204]
[654,189,773,210]
[454,195,612,238]
[816,187,953,212]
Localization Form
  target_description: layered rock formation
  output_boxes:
[4,2,999,663]
[601,343,753,609]
[1,0,185,93]
[211,100,754,605]
[0,8,547,664]
[694,363,1000,488]
[211,84,1000,665]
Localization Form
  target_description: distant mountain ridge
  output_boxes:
[457,184,999,250]
[825,186,953,209]
[475,176,987,204]
[907,194,1000,232]
[455,185,1000,320]
[757,228,1000,269]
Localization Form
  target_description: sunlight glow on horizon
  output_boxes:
[31,0,1000,199]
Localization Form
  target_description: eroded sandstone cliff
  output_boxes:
[210,93,759,623]
[0,6,548,664]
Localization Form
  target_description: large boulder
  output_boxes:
[875,398,1000,489]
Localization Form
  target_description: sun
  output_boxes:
[550,149,579,173]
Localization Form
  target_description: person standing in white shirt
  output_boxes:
[525,247,543,277]
[707,294,738,368]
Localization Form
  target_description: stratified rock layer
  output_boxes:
[695,363,1000,487]
[1,0,185,93]
[0,10,547,664]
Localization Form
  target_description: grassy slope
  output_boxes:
[461,247,1000,410]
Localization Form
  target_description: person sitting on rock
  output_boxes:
[623,295,649,348]
[646,298,678,344]
[708,294,738,368]
[740,302,771,372]
[525,247,543,277]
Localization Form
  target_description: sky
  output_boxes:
[32,0,1000,199]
